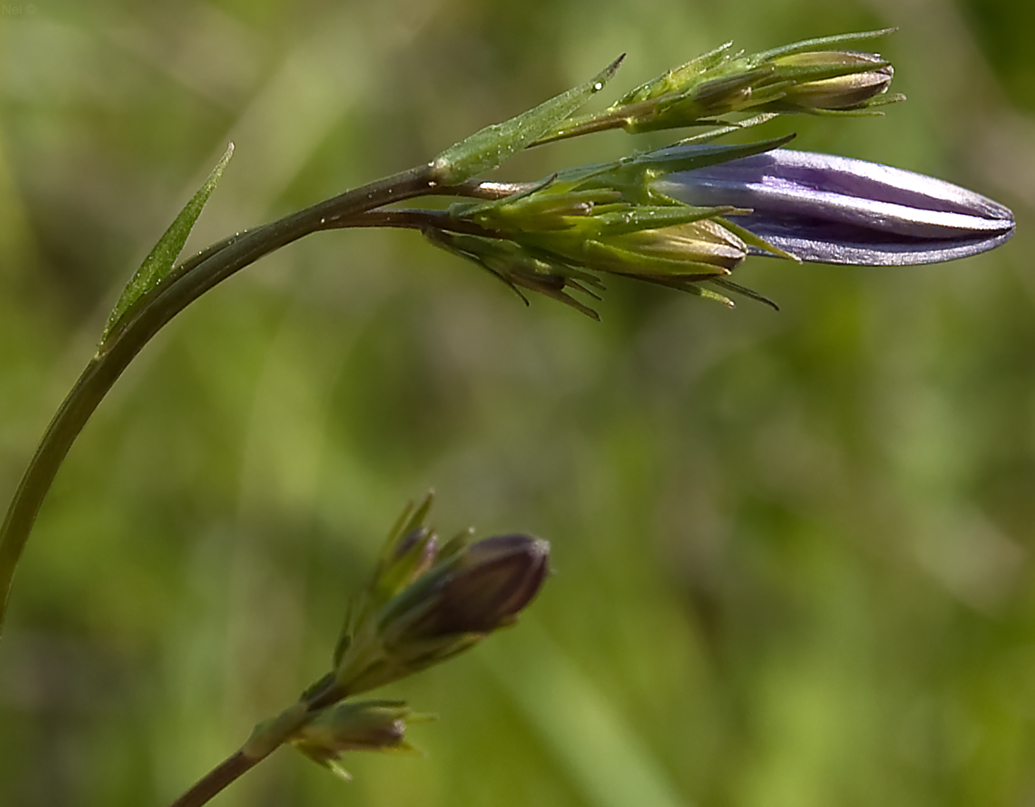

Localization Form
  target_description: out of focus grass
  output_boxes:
[1,1,1034,806]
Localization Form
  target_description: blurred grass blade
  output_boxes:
[484,621,690,807]
[100,143,234,345]
[431,57,623,184]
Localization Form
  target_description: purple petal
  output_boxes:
[655,149,1015,265]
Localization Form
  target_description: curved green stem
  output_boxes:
[0,162,462,633]
[170,680,344,807]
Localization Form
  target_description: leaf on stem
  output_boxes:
[100,143,234,345]
[431,56,624,184]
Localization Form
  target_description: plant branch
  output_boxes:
[168,750,259,807]
[170,682,345,807]
[0,161,501,633]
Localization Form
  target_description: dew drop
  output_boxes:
[593,82,603,91]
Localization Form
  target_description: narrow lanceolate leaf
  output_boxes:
[431,56,624,184]
[101,143,234,345]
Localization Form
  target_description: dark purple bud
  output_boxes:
[655,148,1015,265]
[334,504,550,694]
[398,533,550,640]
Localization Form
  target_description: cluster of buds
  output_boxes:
[425,130,1014,315]
[324,494,548,699]
[427,138,799,316]
[195,29,1015,797]
[540,30,904,144]
[419,28,1012,320]
[256,495,549,780]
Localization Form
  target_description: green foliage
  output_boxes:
[0,3,1031,807]
[431,56,623,184]
[101,144,233,346]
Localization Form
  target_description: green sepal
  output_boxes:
[581,135,794,206]
[614,40,736,106]
[748,28,898,63]
[589,204,740,235]
[101,143,234,346]
[431,56,623,184]
[800,93,906,117]
[708,277,779,310]
[716,216,800,262]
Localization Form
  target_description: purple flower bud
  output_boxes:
[393,533,550,641]
[655,148,1015,265]
[334,532,550,695]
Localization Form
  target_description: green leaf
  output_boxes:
[431,56,623,184]
[100,143,234,345]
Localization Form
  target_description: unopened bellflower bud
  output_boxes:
[769,51,894,111]
[654,148,1015,265]
[385,533,551,640]
[332,500,550,696]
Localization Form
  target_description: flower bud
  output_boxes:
[333,526,550,695]
[770,51,895,111]
[654,148,1015,265]
[292,700,423,779]
[584,220,746,276]
[387,534,550,641]
[589,31,900,136]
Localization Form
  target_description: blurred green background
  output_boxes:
[1,0,1034,805]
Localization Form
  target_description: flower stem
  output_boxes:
[170,684,342,807]
[0,161,464,633]
[168,751,259,807]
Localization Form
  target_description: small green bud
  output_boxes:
[292,700,425,780]
[767,51,896,111]
[572,219,747,277]
[427,142,788,316]
[560,29,901,137]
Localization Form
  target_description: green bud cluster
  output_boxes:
[542,30,903,144]
[426,140,798,316]
[291,700,430,780]
[235,495,550,784]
